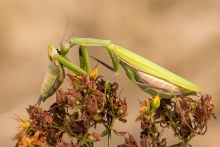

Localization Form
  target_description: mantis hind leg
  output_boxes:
[89,55,115,72]
[104,73,119,96]
[88,55,120,95]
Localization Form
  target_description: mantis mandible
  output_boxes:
[68,38,200,99]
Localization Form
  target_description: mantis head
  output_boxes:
[60,41,70,56]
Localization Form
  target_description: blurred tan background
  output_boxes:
[0,0,219,146]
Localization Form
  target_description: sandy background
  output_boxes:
[0,0,219,146]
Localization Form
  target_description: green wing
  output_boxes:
[111,44,200,92]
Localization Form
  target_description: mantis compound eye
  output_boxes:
[47,46,53,61]
[47,45,59,62]
[47,45,61,66]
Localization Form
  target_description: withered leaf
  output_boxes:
[57,139,75,147]
[92,132,101,141]
[67,118,85,136]
[179,97,192,111]
[82,75,90,87]
[59,89,67,106]
[140,134,151,147]
[119,118,127,123]
[180,115,192,138]
[41,111,53,127]
[86,96,98,115]
[26,105,42,119]
[117,134,138,147]
[113,129,127,136]
[141,116,150,131]
[117,98,127,117]
[67,89,83,101]
[48,129,63,143]
[66,95,76,108]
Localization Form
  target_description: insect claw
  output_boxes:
[34,96,42,107]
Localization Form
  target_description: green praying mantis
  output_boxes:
[71,38,200,98]
[37,37,200,106]
[36,39,111,105]
[36,42,86,105]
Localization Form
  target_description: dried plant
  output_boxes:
[13,71,127,147]
[12,70,216,147]
[119,94,216,147]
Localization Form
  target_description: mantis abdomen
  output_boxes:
[135,70,196,98]
[40,61,64,102]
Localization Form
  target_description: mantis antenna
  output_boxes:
[62,15,75,44]
[62,15,69,42]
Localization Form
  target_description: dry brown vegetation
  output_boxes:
[13,71,216,147]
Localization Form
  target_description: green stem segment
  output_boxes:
[108,117,116,147]
[108,130,111,147]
